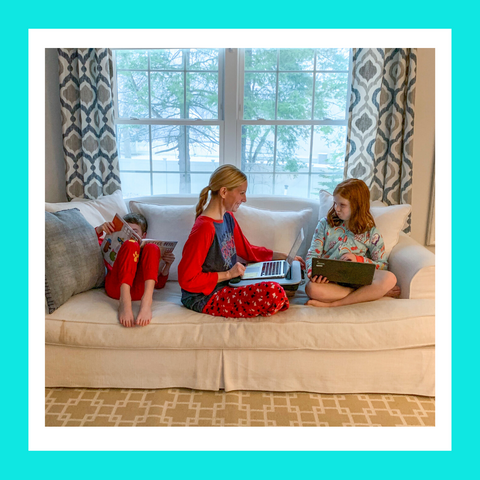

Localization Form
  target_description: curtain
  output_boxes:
[344,48,417,232]
[58,49,121,200]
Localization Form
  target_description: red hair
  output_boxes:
[326,178,375,234]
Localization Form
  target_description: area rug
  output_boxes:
[45,388,435,427]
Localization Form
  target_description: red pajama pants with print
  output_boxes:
[105,241,165,301]
[202,281,289,318]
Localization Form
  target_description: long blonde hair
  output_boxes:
[195,165,247,219]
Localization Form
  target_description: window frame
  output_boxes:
[112,48,353,198]
[112,48,226,196]
[236,48,353,197]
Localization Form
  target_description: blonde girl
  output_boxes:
[178,165,304,318]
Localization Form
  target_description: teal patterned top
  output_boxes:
[306,217,388,277]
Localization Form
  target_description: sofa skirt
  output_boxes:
[46,345,435,396]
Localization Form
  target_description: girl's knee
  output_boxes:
[119,239,140,255]
[143,243,160,254]
[376,270,396,289]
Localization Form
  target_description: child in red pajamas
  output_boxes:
[96,213,175,328]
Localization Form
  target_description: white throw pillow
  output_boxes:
[129,202,196,281]
[71,189,128,221]
[45,190,128,228]
[317,190,411,256]
[234,204,313,257]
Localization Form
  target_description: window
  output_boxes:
[114,49,222,198]
[113,48,352,198]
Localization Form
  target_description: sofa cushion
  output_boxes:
[129,202,196,280]
[45,283,435,352]
[318,190,411,256]
[45,209,105,314]
[45,190,128,228]
[234,204,313,256]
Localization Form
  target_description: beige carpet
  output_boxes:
[45,388,435,427]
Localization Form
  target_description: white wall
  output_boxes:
[44,48,436,245]
[410,48,435,246]
[45,48,66,202]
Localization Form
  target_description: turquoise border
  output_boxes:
[4,0,474,475]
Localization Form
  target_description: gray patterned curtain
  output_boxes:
[344,48,417,232]
[58,49,121,200]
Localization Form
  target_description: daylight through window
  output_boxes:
[113,48,352,198]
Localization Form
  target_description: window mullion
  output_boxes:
[308,49,317,198]
[225,48,240,169]
[149,125,153,195]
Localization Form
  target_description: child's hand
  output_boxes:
[162,252,175,266]
[95,221,115,236]
[309,275,330,284]
[294,255,306,270]
[229,262,246,279]
[340,253,357,262]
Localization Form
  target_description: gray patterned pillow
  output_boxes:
[45,208,105,314]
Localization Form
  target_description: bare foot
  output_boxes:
[384,285,401,298]
[136,299,152,326]
[305,299,336,308]
[119,300,135,327]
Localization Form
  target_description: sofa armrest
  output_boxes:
[388,233,435,300]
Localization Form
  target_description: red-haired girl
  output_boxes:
[305,178,398,307]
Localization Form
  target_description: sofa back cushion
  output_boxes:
[234,205,313,258]
[129,202,196,281]
[45,209,105,314]
[126,194,320,257]
[45,190,128,228]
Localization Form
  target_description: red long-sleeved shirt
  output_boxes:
[178,212,272,312]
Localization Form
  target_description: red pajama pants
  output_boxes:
[105,241,165,301]
[202,281,289,318]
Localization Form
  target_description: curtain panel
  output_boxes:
[344,48,417,232]
[58,49,121,200]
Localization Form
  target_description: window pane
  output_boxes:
[117,71,149,118]
[188,49,219,70]
[245,173,273,195]
[150,49,183,70]
[150,72,184,119]
[310,170,345,196]
[243,72,276,120]
[187,72,218,119]
[152,125,181,172]
[316,48,350,71]
[241,125,275,173]
[312,125,347,193]
[190,174,212,194]
[118,125,150,171]
[120,172,151,198]
[314,73,348,120]
[276,125,311,173]
[279,49,315,71]
[244,48,277,71]
[188,125,219,172]
[116,50,148,70]
[273,173,309,197]
[153,173,211,195]
[277,72,313,120]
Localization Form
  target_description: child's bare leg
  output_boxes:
[118,284,134,327]
[305,280,353,306]
[309,270,397,308]
[384,284,401,298]
[136,279,155,326]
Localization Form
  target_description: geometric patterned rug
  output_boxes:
[45,388,435,427]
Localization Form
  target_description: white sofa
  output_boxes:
[45,193,435,396]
